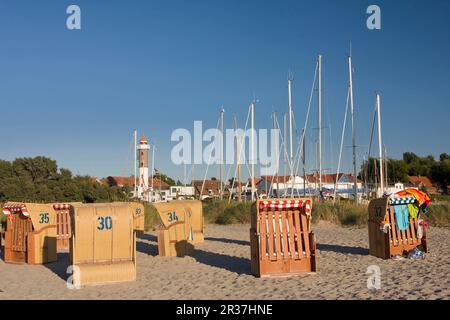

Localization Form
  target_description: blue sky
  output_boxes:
[0,0,449,182]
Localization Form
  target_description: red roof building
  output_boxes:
[106,176,170,190]
[408,176,438,194]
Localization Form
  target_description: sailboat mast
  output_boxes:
[348,55,357,203]
[250,101,256,201]
[384,145,388,188]
[288,77,294,178]
[283,113,287,196]
[376,93,384,196]
[234,115,242,202]
[151,140,155,202]
[302,128,306,196]
[220,107,225,200]
[134,130,137,197]
[184,161,187,188]
[272,111,279,196]
[318,54,323,195]
[192,163,195,198]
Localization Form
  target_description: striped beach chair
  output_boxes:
[368,197,428,259]
[250,198,317,277]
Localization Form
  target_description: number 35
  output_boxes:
[39,213,49,224]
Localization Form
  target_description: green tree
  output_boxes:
[431,159,450,191]
[0,156,130,203]
[154,172,176,186]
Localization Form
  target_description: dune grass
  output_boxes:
[0,199,447,232]
[0,210,5,231]
[199,199,449,227]
[425,203,450,227]
[310,202,368,226]
[142,200,254,230]
[202,200,253,224]
[143,203,162,231]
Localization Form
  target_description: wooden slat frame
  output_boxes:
[267,208,275,261]
[252,199,315,277]
[300,211,311,258]
[293,208,303,258]
[274,209,282,259]
[280,210,289,259]
[287,209,296,258]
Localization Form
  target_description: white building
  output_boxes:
[169,186,195,199]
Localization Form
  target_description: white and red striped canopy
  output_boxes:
[2,204,29,217]
[52,204,71,210]
[259,199,311,215]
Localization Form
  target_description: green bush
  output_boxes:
[0,209,6,231]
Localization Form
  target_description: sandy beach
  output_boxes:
[1,222,449,300]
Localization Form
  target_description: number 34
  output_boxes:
[97,216,113,230]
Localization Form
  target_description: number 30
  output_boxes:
[97,216,113,230]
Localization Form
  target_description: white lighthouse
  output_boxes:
[137,135,150,200]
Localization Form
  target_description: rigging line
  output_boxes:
[290,110,303,175]
[324,77,334,175]
[276,114,294,197]
[267,113,282,197]
[297,62,319,180]
[278,114,294,176]
[230,104,252,200]
[333,85,350,202]
[243,106,254,181]
[200,116,221,198]
[275,116,292,180]
[292,59,318,184]
[367,106,377,160]
[228,115,240,203]
[366,105,377,186]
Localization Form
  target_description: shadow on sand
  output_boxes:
[137,233,157,243]
[316,243,369,256]
[204,237,250,246]
[188,249,251,275]
[136,233,159,256]
[44,252,71,282]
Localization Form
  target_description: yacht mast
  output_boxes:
[348,55,358,203]
[283,113,287,196]
[234,115,242,202]
[250,101,256,201]
[272,111,279,196]
[376,93,384,196]
[288,77,294,185]
[219,107,225,200]
[134,130,137,197]
[318,54,323,195]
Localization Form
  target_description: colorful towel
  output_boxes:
[394,205,410,231]
[407,203,419,219]
[396,189,430,207]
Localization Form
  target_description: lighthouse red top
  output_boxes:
[140,135,148,144]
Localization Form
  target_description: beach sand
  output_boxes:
[1,222,449,300]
